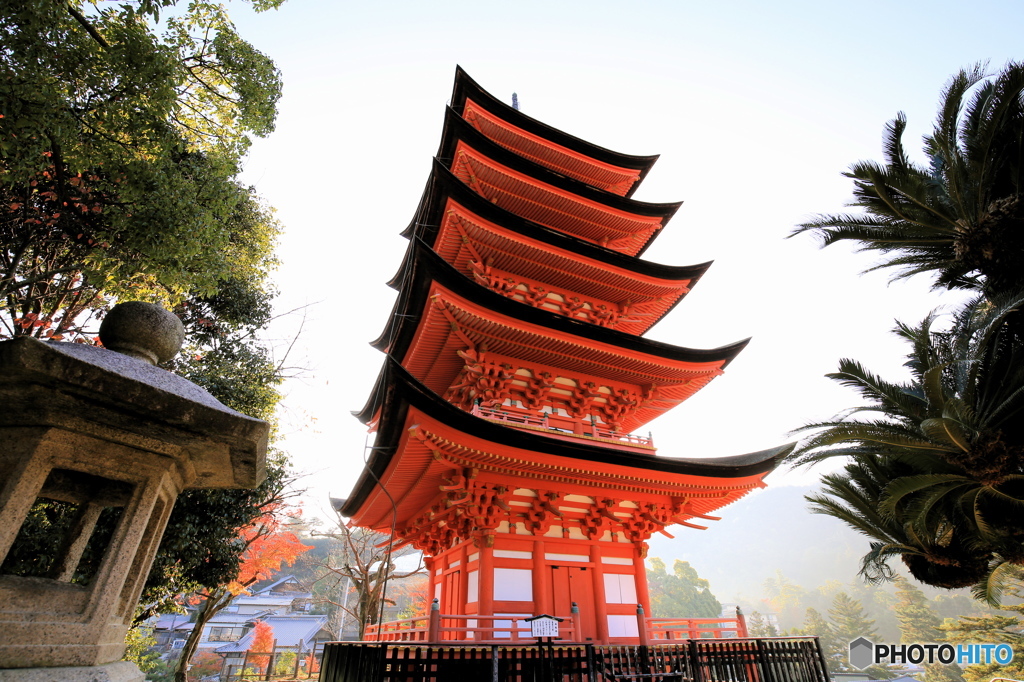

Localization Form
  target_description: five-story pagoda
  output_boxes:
[340,67,789,644]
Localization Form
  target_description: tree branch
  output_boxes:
[66,4,110,49]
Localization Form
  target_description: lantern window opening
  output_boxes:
[1,468,133,587]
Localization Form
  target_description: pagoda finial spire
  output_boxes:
[511,92,519,111]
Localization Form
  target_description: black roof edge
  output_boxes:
[437,107,682,222]
[450,66,659,198]
[369,239,749,365]
[402,161,712,282]
[342,358,788,517]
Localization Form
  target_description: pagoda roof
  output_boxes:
[343,359,789,528]
[399,162,709,335]
[450,66,658,198]
[437,109,680,256]
[370,242,746,432]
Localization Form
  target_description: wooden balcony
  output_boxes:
[470,404,655,450]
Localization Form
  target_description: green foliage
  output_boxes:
[1,0,290,615]
[122,619,160,674]
[894,577,942,643]
[792,63,1024,600]
[895,578,966,682]
[140,452,290,613]
[746,610,778,637]
[1,0,284,336]
[829,592,877,670]
[793,294,1024,594]
[792,608,840,671]
[275,650,298,675]
[793,62,1024,299]
[939,568,1024,682]
[646,557,722,618]
[940,614,1024,682]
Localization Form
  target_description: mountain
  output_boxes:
[646,484,867,604]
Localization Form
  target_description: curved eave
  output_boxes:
[437,108,679,257]
[399,161,711,285]
[450,66,658,197]
[344,359,789,518]
[370,240,748,367]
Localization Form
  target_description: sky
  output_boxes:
[224,0,1023,540]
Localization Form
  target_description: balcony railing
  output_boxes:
[470,404,654,448]
[366,612,580,644]
[365,604,746,644]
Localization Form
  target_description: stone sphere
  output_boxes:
[98,302,185,365]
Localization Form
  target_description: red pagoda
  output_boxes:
[340,67,790,644]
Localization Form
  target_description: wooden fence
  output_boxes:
[318,637,829,682]
[221,643,323,680]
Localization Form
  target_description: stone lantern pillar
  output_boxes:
[0,303,269,681]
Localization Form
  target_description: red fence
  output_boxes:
[366,611,580,643]
[365,605,747,644]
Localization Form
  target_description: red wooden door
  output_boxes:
[550,565,596,641]
[442,570,463,639]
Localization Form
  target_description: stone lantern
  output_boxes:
[0,303,269,681]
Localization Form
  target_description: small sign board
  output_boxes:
[526,614,561,638]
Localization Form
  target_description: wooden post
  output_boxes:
[427,597,441,643]
[735,606,749,638]
[479,543,495,626]
[636,604,650,645]
[590,545,609,643]
[533,539,552,616]
[570,602,580,643]
[263,638,277,680]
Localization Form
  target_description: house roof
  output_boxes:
[253,574,302,595]
[152,615,194,632]
[213,615,328,653]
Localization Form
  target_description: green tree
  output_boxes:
[646,558,722,618]
[790,64,1024,600]
[763,571,809,628]
[746,610,779,637]
[939,567,1024,682]
[895,578,966,682]
[895,577,943,642]
[2,0,284,334]
[792,608,840,672]
[1,0,302,631]
[794,298,1024,593]
[792,63,1024,299]
[830,592,877,668]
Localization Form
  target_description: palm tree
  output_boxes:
[792,292,1024,594]
[793,62,1024,298]
[808,456,990,589]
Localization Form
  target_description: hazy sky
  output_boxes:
[226,1,1023,536]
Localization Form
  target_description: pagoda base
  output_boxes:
[427,513,651,645]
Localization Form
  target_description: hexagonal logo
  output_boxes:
[849,637,875,670]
